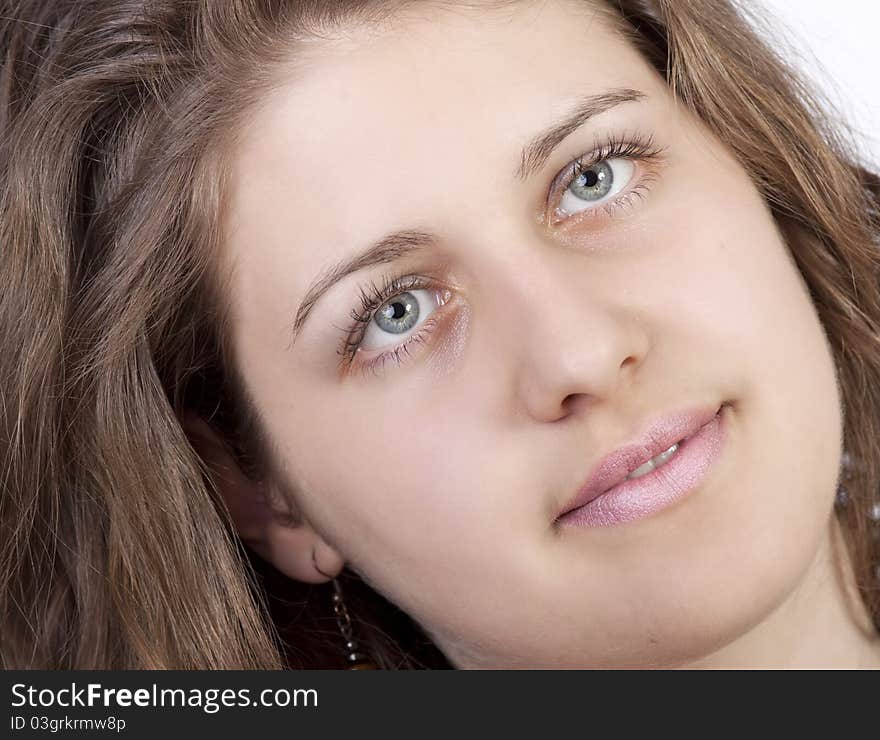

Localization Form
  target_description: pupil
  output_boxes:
[582,169,599,187]
[375,291,420,334]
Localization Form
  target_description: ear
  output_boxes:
[180,409,345,584]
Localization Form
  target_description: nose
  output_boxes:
[488,246,651,424]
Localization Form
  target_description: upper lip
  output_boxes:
[556,403,724,519]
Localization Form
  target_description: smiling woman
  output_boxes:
[2,0,879,669]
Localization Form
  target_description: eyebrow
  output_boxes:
[290,86,646,345]
[290,230,437,345]
[514,87,646,181]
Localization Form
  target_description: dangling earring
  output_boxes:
[312,546,377,669]
[330,577,378,670]
[835,449,854,510]
[835,482,850,510]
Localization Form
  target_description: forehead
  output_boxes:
[231,1,651,188]
[223,0,665,329]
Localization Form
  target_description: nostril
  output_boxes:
[560,392,591,418]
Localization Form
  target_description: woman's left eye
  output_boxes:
[360,289,443,351]
[554,157,635,220]
[337,275,455,375]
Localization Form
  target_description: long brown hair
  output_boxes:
[2,0,878,669]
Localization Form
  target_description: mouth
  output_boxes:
[556,402,727,522]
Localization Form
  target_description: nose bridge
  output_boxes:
[514,246,591,328]
[514,247,612,361]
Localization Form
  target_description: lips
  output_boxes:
[557,403,724,520]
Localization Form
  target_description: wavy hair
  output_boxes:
[2,0,878,668]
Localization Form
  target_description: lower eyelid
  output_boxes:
[359,287,442,352]
[551,164,656,227]
[351,290,456,372]
[352,313,443,378]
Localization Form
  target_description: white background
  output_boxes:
[754,0,880,168]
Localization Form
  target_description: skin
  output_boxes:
[184,0,880,667]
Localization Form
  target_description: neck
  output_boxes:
[682,514,880,669]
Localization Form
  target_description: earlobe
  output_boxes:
[179,409,345,584]
[259,524,346,584]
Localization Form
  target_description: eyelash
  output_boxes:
[337,131,667,376]
[549,130,666,224]
[336,273,446,375]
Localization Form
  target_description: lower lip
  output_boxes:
[558,404,730,529]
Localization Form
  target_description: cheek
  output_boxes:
[655,154,841,477]
[276,391,495,569]
[568,206,838,667]
[574,171,844,662]
[678,184,843,482]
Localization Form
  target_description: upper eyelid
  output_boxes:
[339,275,444,362]
[553,153,631,202]
[551,150,601,192]
[552,143,610,190]
[545,139,663,216]
[551,134,662,187]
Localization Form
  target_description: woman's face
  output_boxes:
[222,0,843,667]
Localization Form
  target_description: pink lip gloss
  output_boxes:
[558,404,730,528]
